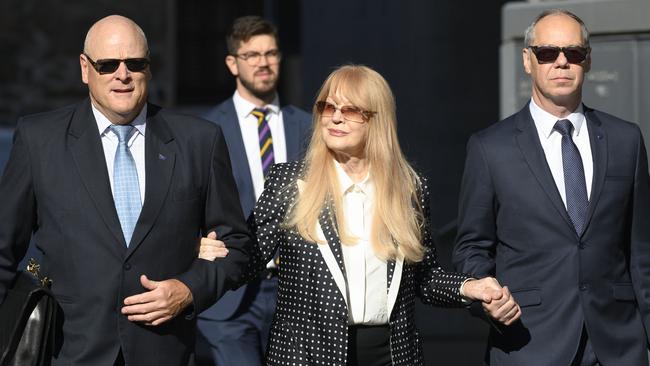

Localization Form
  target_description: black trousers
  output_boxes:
[114,349,125,366]
[347,324,392,366]
[571,326,599,366]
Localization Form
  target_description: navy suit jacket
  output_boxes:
[199,97,311,320]
[0,100,251,365]
[453,104,650,365]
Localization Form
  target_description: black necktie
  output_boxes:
[554,119,588,234]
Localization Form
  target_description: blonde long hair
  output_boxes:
[285,65,425,263]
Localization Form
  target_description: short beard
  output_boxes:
[240,72,277,102]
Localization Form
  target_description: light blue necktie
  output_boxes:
[111,125,142,246]
[554,119,589,234]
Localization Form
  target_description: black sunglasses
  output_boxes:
[528,46,590,64]
[83,53,150,74]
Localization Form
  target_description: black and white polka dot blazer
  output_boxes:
[246,161,470,365]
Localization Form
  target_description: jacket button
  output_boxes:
[578,242,585,249]
[123,263,131,270]
[579,283,588,291]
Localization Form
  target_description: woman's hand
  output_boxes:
[198,231,229,261]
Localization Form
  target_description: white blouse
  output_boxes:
[333,161,389,325]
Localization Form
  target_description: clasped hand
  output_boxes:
[198,231,229,260]
[461,277,521,326]
[121,275,193,326]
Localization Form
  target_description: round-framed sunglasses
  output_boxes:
[315,101,375,123]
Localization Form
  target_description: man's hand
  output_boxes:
[121,275,194,326]
[482,285,521,326]
[461,277,521,326]
[198,231,228,261]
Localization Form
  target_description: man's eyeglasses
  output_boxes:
[528,45,590,64]
[315,101,375,123]
[83,53,150,74]
[234,49,282,66]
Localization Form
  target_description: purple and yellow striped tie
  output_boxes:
[252,108,274,178]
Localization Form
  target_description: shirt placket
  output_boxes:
[347,185,367,323]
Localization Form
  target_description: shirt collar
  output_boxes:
[529,98,586,139]
[334,159,372,196]
[232,90,280,121]
[92,103,147,137]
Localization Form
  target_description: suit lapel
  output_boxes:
[319,202,348,279]
[68,100,126,249]
[295,179,348,304]
[515,106,575,231]
[220,100,256,216]
[126,105,175,257]
[581,107,607,237]
[387,260,395,289]
[310,188,406,317]
[282,106,301,161]
[386,255,403,318]
[316,208,405,318]
[315,199,349,305]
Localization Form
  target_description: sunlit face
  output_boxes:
[80,22,151,125]
[523,14,590,109]
[225,34,280,101]
[320,90,370,159]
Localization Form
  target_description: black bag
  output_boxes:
[0,259,58,366]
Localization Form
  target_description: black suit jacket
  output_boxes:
[0,100,251,365]
[247,161,469,366]
[199,98,311,320]
[453,104,650,365]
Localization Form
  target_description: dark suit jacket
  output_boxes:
[453,104,650,365]
[199,98,311,320]
[0,100,251,366]
[247,161,469,366]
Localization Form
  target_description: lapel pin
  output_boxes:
[158,153,166,160]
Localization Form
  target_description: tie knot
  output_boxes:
[554,119,574,137]
[251,108,269,120]
[110,125,135,143]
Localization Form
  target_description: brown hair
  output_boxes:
[226,15,279,54]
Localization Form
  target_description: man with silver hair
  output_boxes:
[454,9,650,365]
[0,15,251,365]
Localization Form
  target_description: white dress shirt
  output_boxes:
[334,161,389,325]
[529,99,593,205]
[232,90,287,200]
[92,104,147,204]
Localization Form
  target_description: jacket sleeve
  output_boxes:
[628,126,650,344]
[415,177,470,307]
[175,126,252,314]
[452,134,499,278]
[240,164,297,286]
[0,121,37,303]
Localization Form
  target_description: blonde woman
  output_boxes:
[200,65,520,366]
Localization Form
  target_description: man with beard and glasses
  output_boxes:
[453,9,650,366]
[196,15,311,366]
